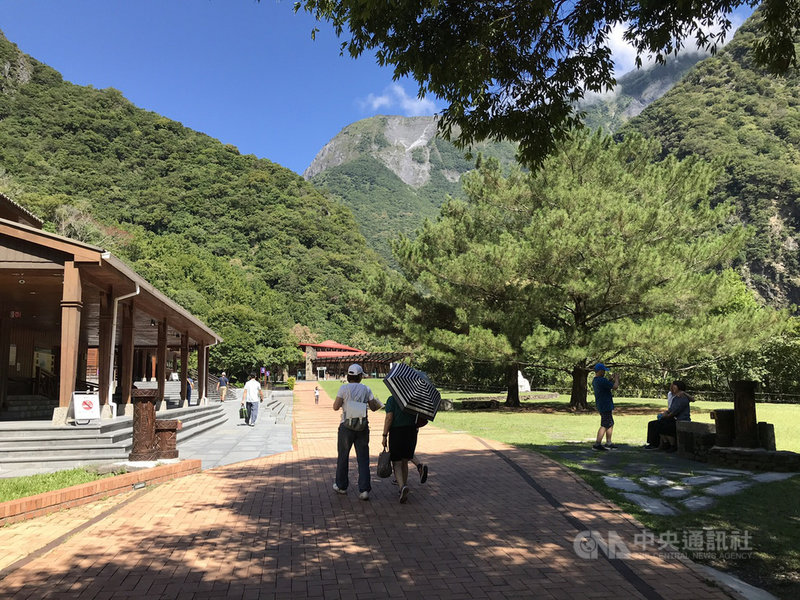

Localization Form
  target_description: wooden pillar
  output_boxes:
[129,392,158,461]
[0,315,10,411]
[138,350,146,381]
[58,261,82,408]
[198,342,208,403]
[157,319,167,403]
[150,354,156,380]
[180,333,188,407]
[732,380,759,448]
[97,290,113,405]
[119,302,135,406]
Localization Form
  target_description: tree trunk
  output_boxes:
[505,362,520,407]
[569,363,589,410]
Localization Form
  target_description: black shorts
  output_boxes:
[599,411,614,429]
[388,426,418,461]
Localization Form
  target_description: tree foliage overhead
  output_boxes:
[0,30,381,379]
[364,131,784,406]
[296,0,799,167]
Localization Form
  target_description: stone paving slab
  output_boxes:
[620,492,680,516]
[0,383,742,600]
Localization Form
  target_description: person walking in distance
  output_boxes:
[217,372,229,402]
[333,364,383,500]
[591,363,619,451]
[314,386,320,405]
[241,372,263,426]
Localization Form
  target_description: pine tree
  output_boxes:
[367,131,784,406]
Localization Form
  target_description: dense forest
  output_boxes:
[622,16,800,306]
[0,30,383,379]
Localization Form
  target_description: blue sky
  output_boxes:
[0,1,753,175]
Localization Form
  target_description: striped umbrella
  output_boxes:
[383,363,441,420]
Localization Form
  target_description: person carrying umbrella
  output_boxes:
[382,363,441,503]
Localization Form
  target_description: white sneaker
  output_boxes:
[333,483,346,495]
[358,491,370,501]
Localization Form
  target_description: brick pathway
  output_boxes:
[0,382,742,599]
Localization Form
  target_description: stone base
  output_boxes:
[51,406,69,426]
[100,404,115,420]
[707,446,800,472]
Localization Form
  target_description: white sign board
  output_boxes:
[71,391,101,424]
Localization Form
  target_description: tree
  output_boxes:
[365,131,785,407]
[295,1,800,167]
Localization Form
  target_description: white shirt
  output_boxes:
[243,379,261,403]
[336,382,375,423]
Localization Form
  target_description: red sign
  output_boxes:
[81,399,94,411]
[9,311,21,318]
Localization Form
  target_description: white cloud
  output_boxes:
[360,83,437,116]
[610,8,750,78]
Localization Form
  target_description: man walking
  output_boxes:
[217,372,229,402]
[241,372,263,426]
[333,364,383,500]
[591,363,619,451]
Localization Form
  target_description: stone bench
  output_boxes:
[676,421,716,460]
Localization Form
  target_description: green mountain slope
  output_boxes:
[305,115,518,262]
[622,13,800,305]
[0,30,381,375]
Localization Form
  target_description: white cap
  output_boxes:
[347,364,364,376]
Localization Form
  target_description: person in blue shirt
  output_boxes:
[591,363,619,451]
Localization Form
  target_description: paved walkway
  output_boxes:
[0,382,749,599]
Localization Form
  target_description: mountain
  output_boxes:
[580,52,706,132]
[0,29,382,374]
[304,56,702,264]
[622,12,800,306]
[304,115,518,262]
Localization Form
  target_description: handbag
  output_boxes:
[239,406,248,420]
[376,450,392,478]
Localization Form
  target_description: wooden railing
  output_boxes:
[33,367,59,401]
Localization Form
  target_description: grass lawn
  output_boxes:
[0,467,123,504]
[319,379,800,599]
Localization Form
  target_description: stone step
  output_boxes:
[0,404,226,472]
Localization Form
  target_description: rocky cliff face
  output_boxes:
[304,115,441,187]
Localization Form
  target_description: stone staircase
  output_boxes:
[0,402,227,473]
[0,395,60,421]
[264,390,293,424]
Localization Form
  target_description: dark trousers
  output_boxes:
[646,419,661,446]
[647,417,677,445]
[336,424,371,493]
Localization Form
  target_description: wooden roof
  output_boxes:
[1,217,221,347]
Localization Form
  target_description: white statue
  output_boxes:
[518,370,531,393]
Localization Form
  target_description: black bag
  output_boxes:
[343,416,367,431]
[376,450,392,478]
[239,406,248,420]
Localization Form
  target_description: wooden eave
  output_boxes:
[1,217,221,346]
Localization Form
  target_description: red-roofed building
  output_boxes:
[297,340,408,381]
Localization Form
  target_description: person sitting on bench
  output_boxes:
[655,380,692,452]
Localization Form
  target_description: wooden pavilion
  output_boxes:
[297,340,409,381]
[0,193,221,423]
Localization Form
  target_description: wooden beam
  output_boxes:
[198,342,207,403]
[58,261,82,408]
[157,318,167,403]
[180,332,188,407]
[119,302,135,406]
[97,289,113,405]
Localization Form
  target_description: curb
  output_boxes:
[0,459,201,526]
